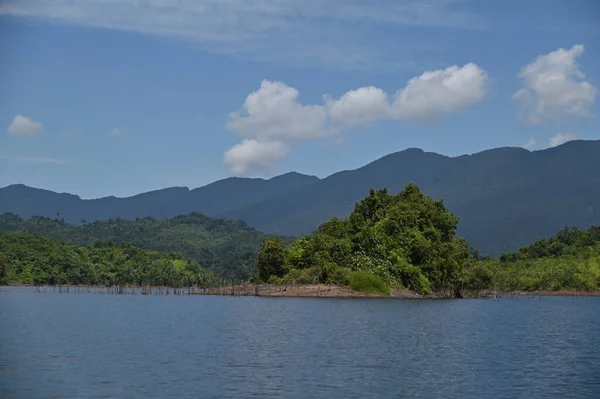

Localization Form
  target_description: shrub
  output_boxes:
[328,267,351,286]
[348,270,389,295]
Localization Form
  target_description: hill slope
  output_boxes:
[225,141,600,255]
[0,213,289,279]
[1,140,599,255]
[0,232,216,287]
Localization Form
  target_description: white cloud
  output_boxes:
[548,133,582,148]
[0,0,480,70]
[7,115,43,136]
[227,80,330,142]
[392,63,489,122]
[224,139,289,175]
[326,87,391,127]
[513,45,597,125]
[225,63,489,174]
[110,128,123,136]
[522,137,536,150]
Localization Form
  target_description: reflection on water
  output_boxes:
[1,287,599,398]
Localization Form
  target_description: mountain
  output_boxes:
[226,141,600,255]
[0,172,320,223]
[0,212,290,279]
[1,140,599,256]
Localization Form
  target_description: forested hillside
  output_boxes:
[2,140,599,256]
[466,226,600,292]
[0,212,290,279]
[3,185,599,294]
[0,233,216,287]
[227,141,600,255]
[254,183,600,295]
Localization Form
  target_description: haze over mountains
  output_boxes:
[2,140,599,256]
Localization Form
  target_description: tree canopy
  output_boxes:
[0,232,216,287]
[260,183,470,294]
[0,212,291,280]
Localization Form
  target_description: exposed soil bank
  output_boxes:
[4,284,600,298]
[196,284,600,299]
[197,284,416,298]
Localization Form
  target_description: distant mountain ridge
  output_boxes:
[0,172,320,223]
[2,140,599,256]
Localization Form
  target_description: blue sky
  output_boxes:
[0,0,598,198]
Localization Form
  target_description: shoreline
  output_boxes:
[3,284,600,298]
[195,284,600,299]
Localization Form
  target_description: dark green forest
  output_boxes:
[0,212,290,279]
[467,226,600,292]
[255,184,600,295]
[2,183,599,294]
[0,233,216,287]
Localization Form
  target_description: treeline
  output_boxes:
[0,212,291,279]
[255,184,600,295]
[0,232,216,287]
[466,226,600,292]
[2,184,599,295]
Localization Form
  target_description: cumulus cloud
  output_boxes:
[326,87,391,127]
[224,139,290,175]
[7,115,43,136]
[225,63,489,174]
[513,45,597,125]
[392,63,489,122]
[548,133,581,148]
[227,80,330,142]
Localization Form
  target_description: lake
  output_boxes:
[1,288,599,398]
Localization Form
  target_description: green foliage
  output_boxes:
[0,232,216,287]
[464,262,497,290]
[0,212,291,280]
[500,226,600,262]
[490,252,600,292]
[463,226,600,292]
[348,270,389,295]
[256,237,288,282]
[281,183,470,294]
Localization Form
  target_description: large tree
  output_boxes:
[285,183,470,293]
[256,237,288,282]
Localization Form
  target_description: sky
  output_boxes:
[0,0,598,199]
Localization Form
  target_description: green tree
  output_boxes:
[0,232,217,288]
[274,183,470,294]
[256,237,288,282]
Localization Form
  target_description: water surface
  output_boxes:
[1,288,599,398]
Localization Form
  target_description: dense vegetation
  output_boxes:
[0,232,216,287]
[2,183,599,295]
[0,212,290,279]
[256,183,469,295]
[2,140,600,257]
[255,184,600,295]
[465,226,600,292]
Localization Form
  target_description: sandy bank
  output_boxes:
[196,284,600,299]
[4,284,599,298]
[196,284,418,298]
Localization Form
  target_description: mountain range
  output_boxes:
[1,139,599,256]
